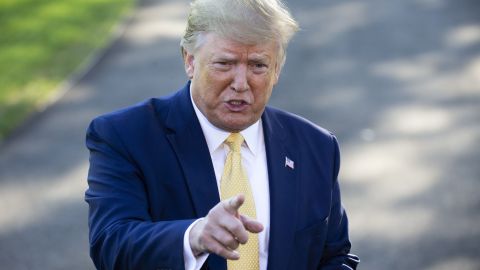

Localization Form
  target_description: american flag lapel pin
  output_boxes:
[285,156,294,169]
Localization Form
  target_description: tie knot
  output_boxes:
[225,133,244,152]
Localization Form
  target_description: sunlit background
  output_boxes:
[0,0,479,269]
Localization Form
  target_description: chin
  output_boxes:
[220,125,243,133]
[227,122,254,132]
[216,115,256,132]
[216,121,245,132]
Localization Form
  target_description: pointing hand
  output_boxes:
[189,194,263,259]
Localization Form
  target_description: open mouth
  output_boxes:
[225,100,249,111]
[228,100,247,105]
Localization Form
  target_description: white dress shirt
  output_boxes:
[183,90,271,270]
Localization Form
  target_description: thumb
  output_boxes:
[240,214,264,233]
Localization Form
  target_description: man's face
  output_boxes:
[185,33,280,132]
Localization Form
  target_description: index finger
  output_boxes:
[224,194,245,215]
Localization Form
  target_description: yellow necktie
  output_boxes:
[220,133,259,270]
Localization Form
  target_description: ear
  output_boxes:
[184,50,195,79]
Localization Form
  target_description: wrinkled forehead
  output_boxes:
[196,32,280,58]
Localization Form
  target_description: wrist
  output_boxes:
[189,218,206,256]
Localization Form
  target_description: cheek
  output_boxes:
[200,84,227,109]
[252,77,275,102]
[252,89,272,112]
[207,75,233,97]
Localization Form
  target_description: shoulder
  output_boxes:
[88,86,185,132]
[85,85,189,148]
[89,97,167,133]
[264,106,335,142]
[263,106,339,159]
[263,107,341,179]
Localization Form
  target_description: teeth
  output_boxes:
[230,101,242,105]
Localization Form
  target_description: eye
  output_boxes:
[251,62,268,73]
[212,61,231,70]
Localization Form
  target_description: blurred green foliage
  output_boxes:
[0,0,134,140]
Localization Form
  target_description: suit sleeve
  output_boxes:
[85,117,194,270]
[319,136,360,270]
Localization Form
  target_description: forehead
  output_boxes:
[198,32,278,59]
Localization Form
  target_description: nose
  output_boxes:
[230,64,249,92]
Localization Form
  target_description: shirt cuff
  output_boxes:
[183,218,209,270]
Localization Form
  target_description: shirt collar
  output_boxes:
[190,87,260,156]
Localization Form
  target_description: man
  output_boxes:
[85,0,359,269]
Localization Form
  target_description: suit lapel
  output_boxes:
[263,108,298,270]
[164,83,220,218]
[165,84,227,270]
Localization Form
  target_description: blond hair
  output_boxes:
[181,0,299,68]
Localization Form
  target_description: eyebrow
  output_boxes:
[211,49,236,57]
[211,52,272,63]
[213,55,237,61]
[249,54,271,63]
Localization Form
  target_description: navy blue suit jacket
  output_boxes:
[85,82,359,270]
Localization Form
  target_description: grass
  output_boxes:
[0,0,134,141]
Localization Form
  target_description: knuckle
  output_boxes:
[237,231,248,244]
[199,233,215,248]
[223,235,238,248]
[207,208,218,218]
[211,244,224,255]
[231,221,245,235]
[219,248,233,259]
[230,239,240,250]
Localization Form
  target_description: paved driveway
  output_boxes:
[0,0,479,269]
